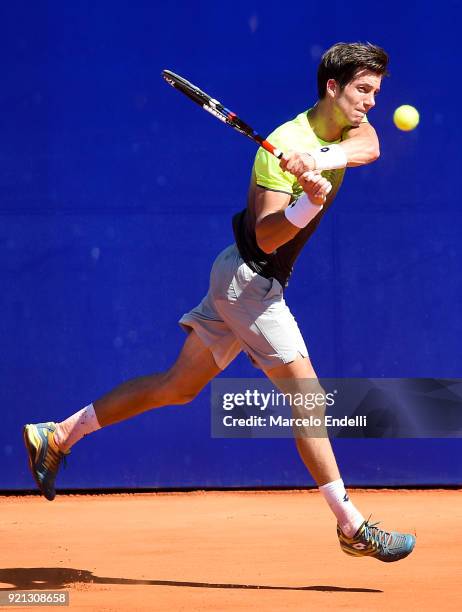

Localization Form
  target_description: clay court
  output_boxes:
[1,489,461,611]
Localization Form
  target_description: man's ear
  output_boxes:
[326,78,338,99]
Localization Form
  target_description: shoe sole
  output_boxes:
[339,541,415,562]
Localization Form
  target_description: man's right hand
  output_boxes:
[298,171,332,206]
[280,150,316,178]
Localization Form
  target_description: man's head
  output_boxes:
[317,42,389,127]
[317,43,389,99]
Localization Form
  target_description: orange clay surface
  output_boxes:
[1,489,461,611]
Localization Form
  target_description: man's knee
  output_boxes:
[278,379,326,411]
[287,381,328,438]
[171,388,200,405]
[159,370,203,406]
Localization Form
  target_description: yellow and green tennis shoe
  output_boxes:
[337,519,415,562]
[23,422,69,501]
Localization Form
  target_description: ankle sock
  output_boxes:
[319,478,365,537]
[53,403,101,453]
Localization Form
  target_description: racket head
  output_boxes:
[161,69,282,158]
[162,69,252,135]
[162,70,212,108]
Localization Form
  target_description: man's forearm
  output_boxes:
[254,171,331,254]
[309,137,379,170]
[339,134,380,167]
[255,211,300,254]
[280,123,380,176]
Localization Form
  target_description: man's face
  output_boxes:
[329,69,382,127]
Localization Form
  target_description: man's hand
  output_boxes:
[279,150,316,178]
[299,171,332,206]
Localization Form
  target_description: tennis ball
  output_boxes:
[393,105,419,131]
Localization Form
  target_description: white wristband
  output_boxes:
[310,144,347,171]
[284,193,323,229]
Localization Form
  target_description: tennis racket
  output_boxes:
[161,69,283,159]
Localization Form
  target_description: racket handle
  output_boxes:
[261,139,283,159]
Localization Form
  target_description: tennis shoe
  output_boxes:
[23,422,69,501]
[337,518,415,562]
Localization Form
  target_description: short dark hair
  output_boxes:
[317,42,389,99]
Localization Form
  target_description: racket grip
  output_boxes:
[261,139,283,159]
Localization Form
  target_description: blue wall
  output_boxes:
[2,1,461,488]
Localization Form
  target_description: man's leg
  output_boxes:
[92,329,221,428]
[264,354,338,486]
[264,354,415,562]
[264,354,355,501]
[24,330,221,500]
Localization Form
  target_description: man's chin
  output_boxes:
[349,116,364,127]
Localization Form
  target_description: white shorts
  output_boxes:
[179,244,308,370]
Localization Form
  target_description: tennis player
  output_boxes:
[24,42,415,562]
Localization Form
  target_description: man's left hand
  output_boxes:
[280,151,316,178]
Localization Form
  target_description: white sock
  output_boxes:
[53,403,101,452]
[319,478,365,537]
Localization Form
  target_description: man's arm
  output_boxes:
[255,172,331,254]
[280,121,380,177]
[341,120,380,166]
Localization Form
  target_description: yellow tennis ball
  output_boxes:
[393,105,420,131]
